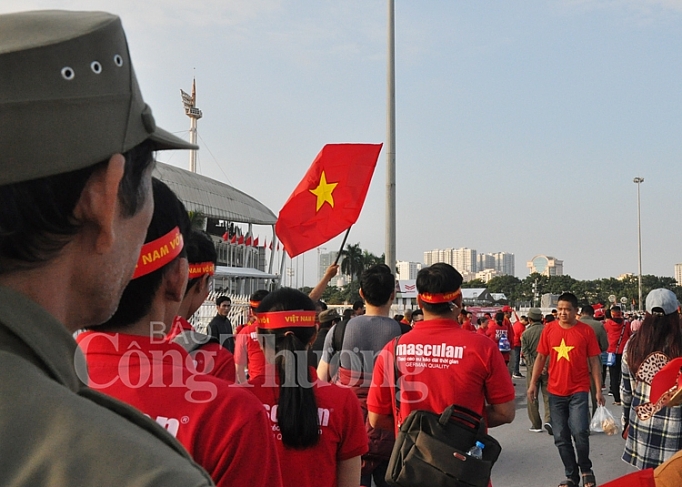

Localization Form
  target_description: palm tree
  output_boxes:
[340,243,364,282]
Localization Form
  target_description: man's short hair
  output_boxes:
[557,292,578,310]
[100,178,191,329]
[581,305,595,316]
[0,141,153,274]
[352,299,365,311]
[216,295,231,306]
[416,263,463,315]
[250,289,270,306]
[185,230,217,293]
[359,264,395,307]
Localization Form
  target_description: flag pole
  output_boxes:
[333,228,351,266]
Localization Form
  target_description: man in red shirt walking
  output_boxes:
[603,306,631,405]
[527,292,604,487]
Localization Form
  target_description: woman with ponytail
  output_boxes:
[249,288,368,487]
[622,288,682,469]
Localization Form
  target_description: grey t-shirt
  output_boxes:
[321,315,402,373]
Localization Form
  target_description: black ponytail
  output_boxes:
[257,288,320,449]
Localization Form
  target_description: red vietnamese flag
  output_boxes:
[275,143,382,258]
[254,237,259,247]
[230,234,237,244]
[245,235,252,247]
[237,235,244,245]
[222,232,228,241]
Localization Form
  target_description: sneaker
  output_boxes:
[544,422,553,436]
[512,373,525,379]
[529,427,543,433]
[608,392,613,396]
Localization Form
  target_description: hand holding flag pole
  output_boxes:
[275,143,382,259]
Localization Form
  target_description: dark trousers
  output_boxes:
[511,346,522,375]
[549,392,592,483]
[609,354,623,403]
[361,461,389,487]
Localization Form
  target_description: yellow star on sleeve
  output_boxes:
[553,338,574,362]
[309,171,338,212]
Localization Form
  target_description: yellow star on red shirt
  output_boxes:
[309,171,338,212]
[553,338,574,362]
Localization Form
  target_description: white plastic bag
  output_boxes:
[590,405,619,435]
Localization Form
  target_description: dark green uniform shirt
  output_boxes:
[0,286,214,487]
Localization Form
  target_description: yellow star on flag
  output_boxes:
[553,338,574,362]
[309,171,338,212]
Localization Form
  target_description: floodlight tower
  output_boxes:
[181,79,203,173]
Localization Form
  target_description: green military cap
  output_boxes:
[0,10,197,186]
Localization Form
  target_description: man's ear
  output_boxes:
[164,257,189,303]
[359,289,365,301]
[72,154,125,253]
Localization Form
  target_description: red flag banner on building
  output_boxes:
[230,234,237,244]
[275,143,383,258]
[245,235,252,247]
[254,237,259,247]
[237,235,244,246]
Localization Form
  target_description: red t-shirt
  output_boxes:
[461,320,475,332]
[512,321,526,348]
[248,368,368,487]
[536,321,601,396]
[603,319,632,354]
[367,319,515,434]
[234,322,267,379]
[167,317,235,383]
[486,321,513,362]
[76,332,283,487]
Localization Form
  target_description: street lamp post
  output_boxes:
[633,177,644,312]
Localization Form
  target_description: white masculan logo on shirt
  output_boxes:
[396,342,464,359]
[263,404,330,427]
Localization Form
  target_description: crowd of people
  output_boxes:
[3,8,682,487]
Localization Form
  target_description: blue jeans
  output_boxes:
[548,392,592,482]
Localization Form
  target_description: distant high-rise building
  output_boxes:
[452,247,477,273]
[397,261,421,280]
[425,248,513,276]
[527,255,563,276]
[318,251,341,281]
[477,253,495,271]
[492,252,514,276]
[675,263,682,286]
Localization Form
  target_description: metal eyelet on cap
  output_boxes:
[61,67,75,80]
[91,61,102,74]
[114,54,123,67]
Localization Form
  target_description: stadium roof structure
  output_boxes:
[153,162,276,225]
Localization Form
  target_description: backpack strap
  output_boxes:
[332,319,349,353]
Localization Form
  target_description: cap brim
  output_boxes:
[149,126,199,151]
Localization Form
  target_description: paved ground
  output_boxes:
[490,366,637,487]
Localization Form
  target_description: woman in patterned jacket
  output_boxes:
[621,289,682,469]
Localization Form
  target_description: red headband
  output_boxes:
[249,300,261,309]
[257,311,318,329]
[418,289,462,304]
[188,262,215,279]
[132,227,183,279]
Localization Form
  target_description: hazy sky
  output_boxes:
[5,0,682,286]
